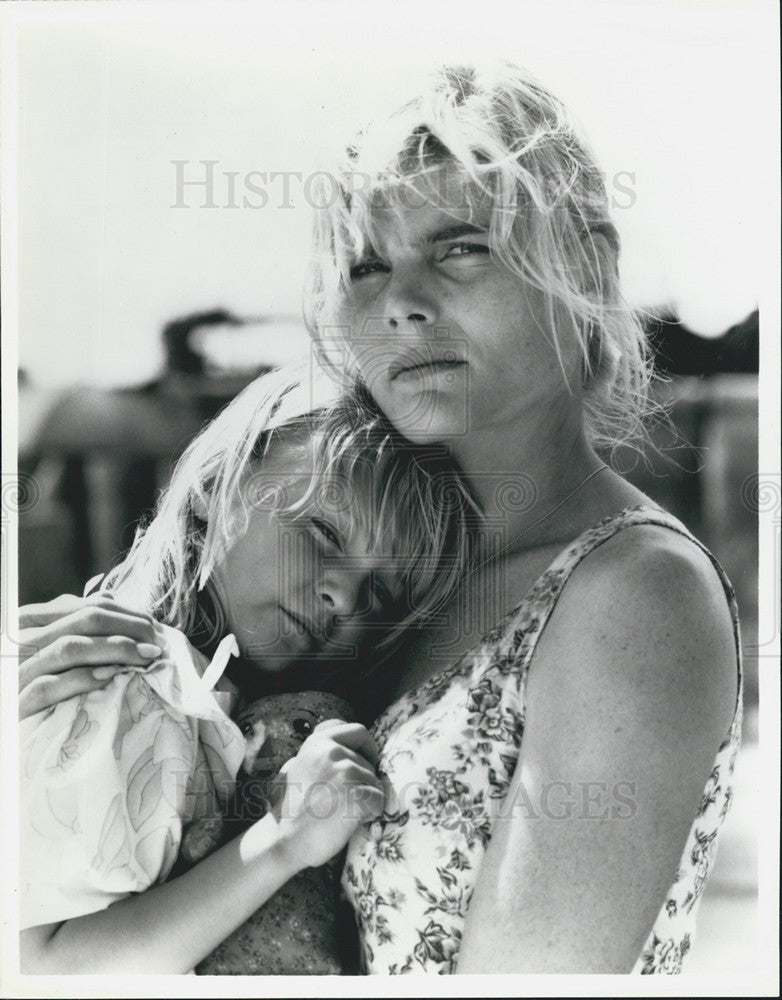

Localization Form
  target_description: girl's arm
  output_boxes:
[21,720,383,974]
[22,813,296,974]
[457,526,738,973]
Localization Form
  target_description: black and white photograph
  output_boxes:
[1,0,779,994]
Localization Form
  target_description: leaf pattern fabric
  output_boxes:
[20,626,245,930]
[342,506,743,974]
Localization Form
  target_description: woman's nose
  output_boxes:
[383,265,438,329]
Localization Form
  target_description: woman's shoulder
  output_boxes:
[529,508,739,762]
[574,508,737,641]
[578,507,728,591]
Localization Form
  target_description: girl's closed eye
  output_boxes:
[355,573,399,623]
[370,576,397,617]
[310,517,342,550]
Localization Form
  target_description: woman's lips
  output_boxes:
[390,359,467,381]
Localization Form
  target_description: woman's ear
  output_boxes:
[191,491,209,522]
[582,321,604,389]
[579,224,619,299]
[577,225,619,389]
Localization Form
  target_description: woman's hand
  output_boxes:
[18,592,162,719]
[270,719,384,869]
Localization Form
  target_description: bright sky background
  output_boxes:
[8,0,778,387]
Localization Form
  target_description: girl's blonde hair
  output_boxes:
[305,61,654,457]
[104,364,476,660]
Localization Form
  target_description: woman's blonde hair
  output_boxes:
[305,61,654,456]
[103,363,475,660]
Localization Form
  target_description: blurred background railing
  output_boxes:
[17,309,308,590]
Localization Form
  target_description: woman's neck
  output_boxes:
[448,405,603,536]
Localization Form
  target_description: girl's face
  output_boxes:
[336,167,580,444]
[209,440,401,674]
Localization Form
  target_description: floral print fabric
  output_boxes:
[342,506,743,974]
[20,627,244,930]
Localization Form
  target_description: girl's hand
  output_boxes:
[270,719,384,870]
[18,592,163,719]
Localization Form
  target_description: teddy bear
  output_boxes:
[177,690,360,975]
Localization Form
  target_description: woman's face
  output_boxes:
[336,168,580,445]
[209,440,400,674]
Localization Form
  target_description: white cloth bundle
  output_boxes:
[20,627,244,930]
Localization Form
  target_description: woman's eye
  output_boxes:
[441,241,489,260]
[349,258,388,280]
[311,517,341,549]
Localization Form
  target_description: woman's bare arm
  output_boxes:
[457,526,738,973]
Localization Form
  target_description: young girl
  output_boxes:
[19,365,474,974]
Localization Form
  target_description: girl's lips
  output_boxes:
[280,606,319,645]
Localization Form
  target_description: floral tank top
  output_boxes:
[342,506,743,975]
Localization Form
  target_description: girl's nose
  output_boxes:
[318,566,368,622]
